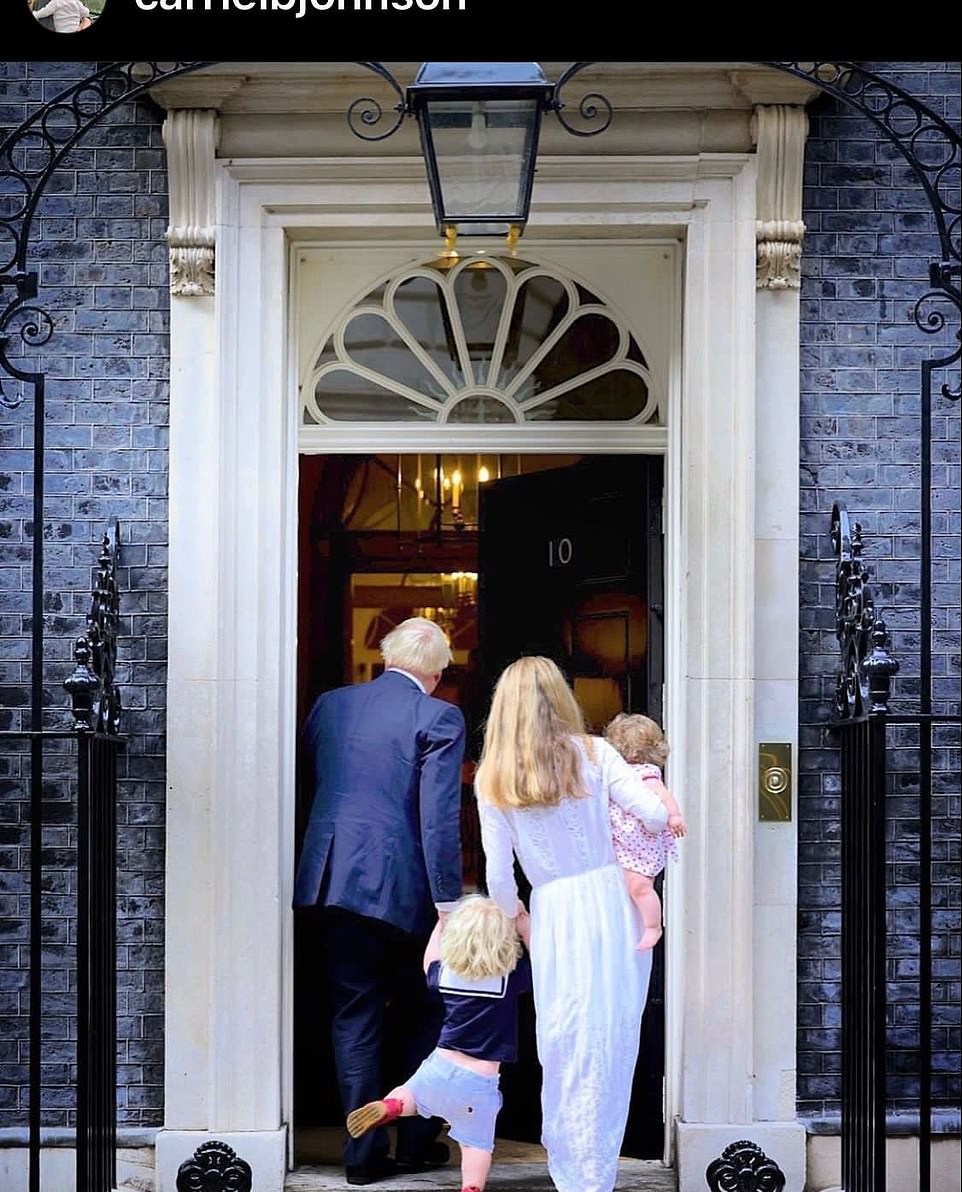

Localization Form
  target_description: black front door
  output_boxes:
[475,453,666,1157]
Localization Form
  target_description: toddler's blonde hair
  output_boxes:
[604,713,670,768]
[439,894,522,982]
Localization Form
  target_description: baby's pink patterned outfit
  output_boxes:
[609,762,679,877]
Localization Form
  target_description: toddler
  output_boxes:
[604,712,686,950]
[346,894,531,1192]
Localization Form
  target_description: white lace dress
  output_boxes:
[476,735,669,1192]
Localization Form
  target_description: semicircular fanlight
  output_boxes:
[305,254,660,426]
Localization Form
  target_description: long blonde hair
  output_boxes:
[475,655,592,810]
[440,894,521,981]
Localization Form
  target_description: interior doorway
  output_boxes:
[293,450,666,1162]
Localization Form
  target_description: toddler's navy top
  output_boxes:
[426,952,532,1063]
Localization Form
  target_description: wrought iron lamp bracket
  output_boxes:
[547,61,614,137]
[346,60,410,141]
[343,60,615,144]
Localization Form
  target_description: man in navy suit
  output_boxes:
[294,617,466,1186]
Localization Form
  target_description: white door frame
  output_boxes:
[155,153,805,1192]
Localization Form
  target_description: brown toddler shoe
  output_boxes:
[346,1097,403,1138]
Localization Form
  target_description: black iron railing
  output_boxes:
[75,729,122,1192]
[0,526,123,1192]
[838,715,887,1191]
[70,525,125,1192]
[831,505,961,1192]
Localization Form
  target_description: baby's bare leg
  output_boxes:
[623,870,663,950]
[459,1142,492,1189]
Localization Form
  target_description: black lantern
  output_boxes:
[346,62,613,243]
[405,62,553,239]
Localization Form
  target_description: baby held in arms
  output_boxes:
[604,713,686,950]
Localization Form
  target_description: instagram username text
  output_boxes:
[135,0,467,11]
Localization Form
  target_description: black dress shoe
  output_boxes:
[345,1154,398,1185]
[394,1141,451,1173]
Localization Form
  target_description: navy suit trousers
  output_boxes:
[321,907,444,1168]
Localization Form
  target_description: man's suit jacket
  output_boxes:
[293,669,466,936]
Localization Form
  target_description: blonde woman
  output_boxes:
[474,656,670,1192]
[346,894,532,1192]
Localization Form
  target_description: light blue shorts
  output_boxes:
[406,1049,502,1153]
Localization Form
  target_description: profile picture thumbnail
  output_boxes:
[29,0,101,32]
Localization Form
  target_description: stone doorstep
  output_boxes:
[115,1138,677,1191]
[287,1130,676,1190]
[284,1159,677,1191]
[115,1159,676,1192]
[116,1146,157,1192]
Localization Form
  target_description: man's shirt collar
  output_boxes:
[386,666,426,693]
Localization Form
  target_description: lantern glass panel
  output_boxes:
[424,98,540,233]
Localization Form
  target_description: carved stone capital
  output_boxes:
[755,219,806,290]
[751,105,809,290]
[162,109,221,297]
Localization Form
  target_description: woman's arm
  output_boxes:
[642,774,687,837]
[603,741,670,833]
[476,795,521,919]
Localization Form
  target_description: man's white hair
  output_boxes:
[380,616,453,676]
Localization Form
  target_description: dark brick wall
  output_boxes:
[797,61,961,1122]
[0,61,169,1130]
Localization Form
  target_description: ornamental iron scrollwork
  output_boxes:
[343,60,614,145]
[346,60,408,142]
[548,61,614,137]
[340,61,960,391]
[175,1140,253,1192]
[765,63,959,283]
[3,61,957,403]
[706,1139,787,1192]
[831,503,900,720]
[64,523,122,734]
[764,61,960,401]
[0,62,210,407]
[0,274,53,411]
[0,62,210,281]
